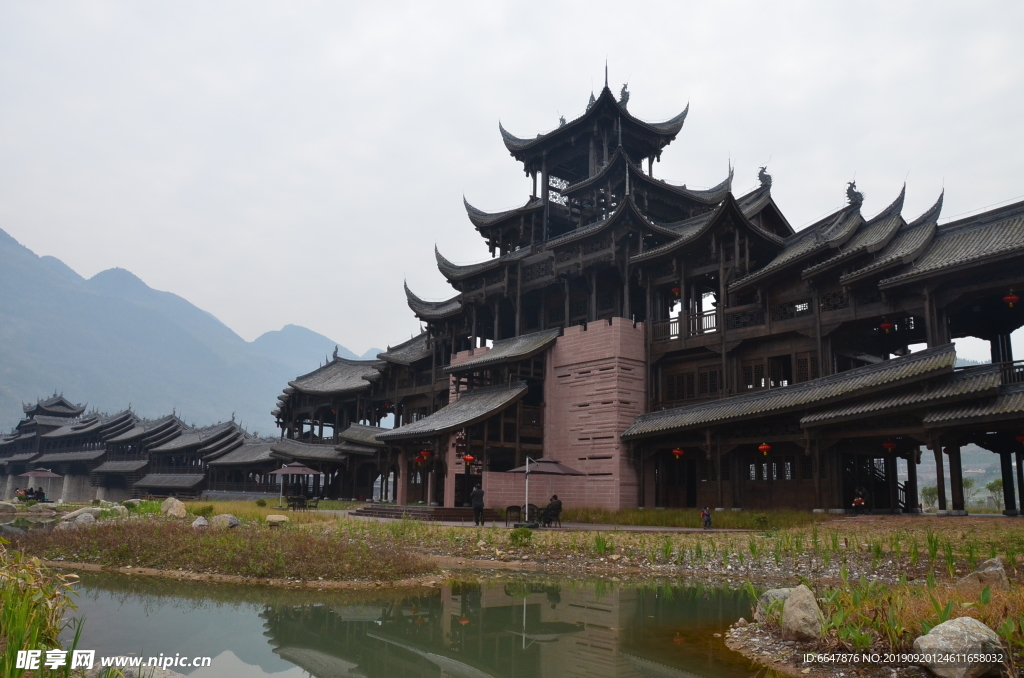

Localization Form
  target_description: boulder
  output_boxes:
[913,617,1002,678]
[191,516,209,529]
[0,502,16,514]
[210,513,240,529]
[754,587,792,622]
[107,505,129,518]
[161,498,187,519]
[122,499,142,507]
[958,558,1009,591]
[62,507,102,522]
[28,503,55,512]
[266,515,289,527]
[74,513,96,526]
[55,520,78,531]
[780,585,824,641]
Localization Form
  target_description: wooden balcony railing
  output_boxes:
[1001,360,1024,385]
[688,309,718,336]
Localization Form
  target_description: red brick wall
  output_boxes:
[481,318,646,511]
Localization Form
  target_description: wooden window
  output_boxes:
[749,463,757,481]
[769,356,792,388]
[784,456,794,480]
[698,367,721,396]
[795,351,820,383]
[742,360,766,390]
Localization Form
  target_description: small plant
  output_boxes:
[255,499,267,507]
[192,504,215,518]
[910,538,920,567]
[509,527,533,548]
[942,540,956,579]
[594,533,608,555]
[92,498,102,506]
[926,530,939,562]
[660,537,673,562]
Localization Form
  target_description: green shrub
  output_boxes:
[192,504,215,518]
[92,499,101,506]
[255,499,267,507]
[509,527,533,548]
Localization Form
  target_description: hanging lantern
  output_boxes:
[1016,433,1024,444]
[462,454,475,465]
[671,286,681,297]
[420,449,432,459]
[882,440,898,452]
[879,319,895,334]
[1004,289,1020,308]
[458,617,470,626]
[758,442,772,456]
[671,447,685,459]
[384,401,393,409]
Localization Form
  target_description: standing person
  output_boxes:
[470,484,485,526]
[701,506,712,530]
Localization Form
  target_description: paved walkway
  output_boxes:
[316,510,752,533]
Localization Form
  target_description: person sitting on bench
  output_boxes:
[541,495,562,527]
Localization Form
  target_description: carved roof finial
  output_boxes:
[758,166,772,188]
[333,345,339,359]
[619,83,630,109]
[604,60,608,89]
[587,92,596,111]
[846,181,864,207]
[558,115,566,127]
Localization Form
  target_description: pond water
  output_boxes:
[62,573,756,678]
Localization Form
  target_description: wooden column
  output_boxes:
[885,454,899,512]
[515,263,522,337]
[905,450,919,513]
[471,305,478,348]
[396,450,408,506]
[932,445,947,511]
[1016,449,1024,516]
[1001,450,1018,515]
[541,153,549,241]
[948,444,965,512]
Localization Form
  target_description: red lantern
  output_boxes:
[462,454,475,465]
[758,443,772,456]
[671,447,685,459]
[1016,434,1024,444]
[384,401,393,409]
[671,286,681,297]
[879,320,895,334]
[458,617,470,625]
[420,450,432,459]
[1004,289,1020,308]
[882,440,898,452]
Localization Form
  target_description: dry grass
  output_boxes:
[182,500,340,524]
[561,507,827,530]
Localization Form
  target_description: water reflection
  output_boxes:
[66,574,755,678]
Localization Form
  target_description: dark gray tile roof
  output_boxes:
[377,332,432,366]
[33,450,106,464]
[839,219,937,286]
[377,382,530,441]
[337,423,387,448]
[622,344,956,440]
[106,415,179,443]
[444,328,561,374]
[463,196,544,229]
[0,432,33,448]
[0,453,38,464]
[404,282,463,320]
[133,474,205,489]
[880,199,1024,288]
[92,460,149,473]
[802,187,905,278]
[499,88,687,155]
[435,244,532,282]
[150,421,237,452]
[923,383,1024,426]
[288,358,384,396]
[729,204,863,292]
[801,366,1001,425]
[24,395,86,416]
[270,439,346,463]
[40,411,134,440]
[207,441,276,466]
[27,415,78,428]
[336,440,378,456]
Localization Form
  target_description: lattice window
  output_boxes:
[522,259,553,283]
[749,463,757,481]
[684,373,695,399]
[582,236,612,255]
[784,456,795,480]
[698,368,721,396]
[855,289,882,305]
[820,288,849,312]
[795,352,820,383]
[770,298,813,321]
[569,300,588,318]
[725,306,766,329]
[742,361,766,390]
[555,248,577,264]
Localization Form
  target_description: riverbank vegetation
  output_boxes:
[559,507,826,530]
[9,520,430,582]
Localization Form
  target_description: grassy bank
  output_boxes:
[10,521,430,582]
[180,500,351,524]
[560,507,826,530]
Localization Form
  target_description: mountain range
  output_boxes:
[0,227,381,433]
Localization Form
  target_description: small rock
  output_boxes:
[477,540,486,547]
[735,617,748,627]
[754,587,793,622]
[161,497,187,519]
[191,516,209,528]
[107,505,129,518]
[74,513,96,526]
[210,513,240,529]
[55,520,78,531]
[913,617,1002,678]
[0,502,16,514]
[781,585,824,641]
[610,554,622,561]
[122,499,142,507]
[266,515,289,527]
[28,503,56,513]
[958,557,1009,591]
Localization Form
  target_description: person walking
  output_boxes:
[470,484,485,526]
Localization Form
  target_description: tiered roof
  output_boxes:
[23,394,86,418]
[377,332,432,366]
[287,358,385,396]
[377,382,530,441]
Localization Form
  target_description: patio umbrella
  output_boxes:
[19,468,62,478]
[506,458,584,523]
[268,462,320,507]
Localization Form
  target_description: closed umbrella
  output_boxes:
[506,458,584,524]
[268,462,320,507]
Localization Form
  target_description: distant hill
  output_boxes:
[0,227,379,433]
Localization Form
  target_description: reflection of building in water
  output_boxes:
[259,582,748,678]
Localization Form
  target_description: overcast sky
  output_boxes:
[1,2,1022,359]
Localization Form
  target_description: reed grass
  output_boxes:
[559,507,825,530]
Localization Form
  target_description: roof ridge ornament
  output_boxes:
[619,83,629,109]
[846,181,864,207]
[587,92,596,111]
[333,345,339,359]
[758,166,772,188]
